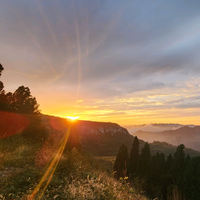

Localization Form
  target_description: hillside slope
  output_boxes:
[42,115,200,157]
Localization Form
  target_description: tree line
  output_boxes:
[0,64,39,114]
[114,136,200,200]
[0,63,48,142]
[0,63,81,151]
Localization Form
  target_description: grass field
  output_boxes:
[0,135,147,200]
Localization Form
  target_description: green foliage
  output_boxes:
[0,141,147,200]
[0,134,41,168]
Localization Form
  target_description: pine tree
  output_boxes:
[138,142,151,178]
[169,144,186,197]
[172,144,185,180]
[128,136,139,180]
[183,156,200,199]
[165,153,173,172]
[113,144,129,180]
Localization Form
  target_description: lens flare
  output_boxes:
[0,111,29,139]
[29,125,71,200]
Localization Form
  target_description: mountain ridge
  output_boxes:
[42,114,200,157]
[134,125,200,152]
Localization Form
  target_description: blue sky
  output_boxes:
[1,0,200,125]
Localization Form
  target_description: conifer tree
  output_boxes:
[165,153,173,171]
[138,142,151,178]
[183,156,200,199]
[170,144,186,196]
[113,144,129,179]
[128,136,139,179]
[172,144,185,180]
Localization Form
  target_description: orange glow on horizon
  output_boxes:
[66,116,80,121]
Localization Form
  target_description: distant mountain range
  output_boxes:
[125,123,195,134]
[133,126,200,152]
[42,115,200,157]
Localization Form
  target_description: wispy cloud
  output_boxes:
[1,0,200,125]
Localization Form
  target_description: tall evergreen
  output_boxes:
[165,153,173,172]
[113,144,129,180]
[148,152,166,199]
[128,136,139,179]
[172,144,185,183]
[138,142,151,178]
[183,156,200,199]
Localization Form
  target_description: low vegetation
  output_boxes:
[0,136,147,200]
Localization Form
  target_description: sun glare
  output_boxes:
[66,116,80,121]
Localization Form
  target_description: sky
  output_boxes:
[1,0,200,126]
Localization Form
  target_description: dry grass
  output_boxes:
[0,138,148,200]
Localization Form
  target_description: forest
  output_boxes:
[114,136,200,199]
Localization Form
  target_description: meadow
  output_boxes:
[0,134,147,200]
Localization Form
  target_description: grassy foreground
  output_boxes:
[0,135,147,200]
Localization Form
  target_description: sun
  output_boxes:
[66,116,80,121]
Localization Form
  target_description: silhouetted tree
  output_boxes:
[183,156,200,199]
[0,64,5,110]
[114,144,129,179]
[10,86,40,114]
[0,81,3,92]
[165,153,173,171]
[0,91,7,111]
[172,144,185,184]
[0,63,3,76]
[0,63,47,141]
[148,152,166,198]
[138,142,151,178]
[128,136,139,180]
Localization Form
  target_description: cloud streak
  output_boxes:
[1,0,200,125]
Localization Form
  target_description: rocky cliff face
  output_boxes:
[74,120,134,156]
[41,115,200,157]
[77,121,129,136]
[42,115,135,156]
